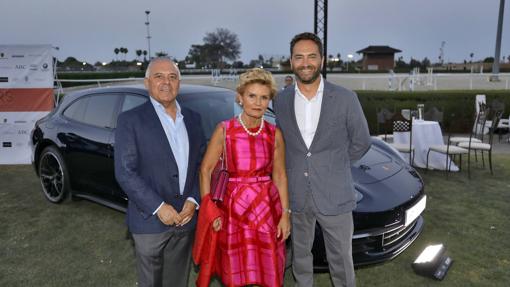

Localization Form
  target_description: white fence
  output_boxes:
[54,72,510,97]
[322,72,510,91]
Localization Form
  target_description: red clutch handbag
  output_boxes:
[210,124,229,203]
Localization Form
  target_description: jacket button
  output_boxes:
[306,152,312,157]
[174,194,180,198]
[304,172,309,177]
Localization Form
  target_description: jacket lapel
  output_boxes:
[286,89,308,149]
[143,102,178,171]
[308,81,335,151]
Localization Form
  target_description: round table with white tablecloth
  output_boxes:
[393,120,459,171]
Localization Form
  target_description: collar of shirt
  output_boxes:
[149,96,184,123]
[295,75,324,102]
[294,76,324,149]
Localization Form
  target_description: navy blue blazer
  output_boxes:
[114,101,205,234]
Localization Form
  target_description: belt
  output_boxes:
[228,176,271,183]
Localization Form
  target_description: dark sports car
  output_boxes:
[31,84,426,270]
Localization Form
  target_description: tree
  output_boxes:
[120,47,128,60]
[136,49,142,61]
[483,57,494,63]
[469,52,474,63]
[119,47,125,60]
[232,61,244,68]
[507,55,510,63]
[143,50,148,62]
[155,51,168,57]
[203,28,241,65]
[421,57,431,68]
[409,58,421,68]
[395,56,408,68]
[114,48,120,60]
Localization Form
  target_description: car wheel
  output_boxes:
[38,146,69,203]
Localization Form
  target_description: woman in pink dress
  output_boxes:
[199,68,291,287]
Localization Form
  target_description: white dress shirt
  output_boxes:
[150,97,198,214]
[294,76,324,149]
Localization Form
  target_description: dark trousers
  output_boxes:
[291,193,355,287]
[132,229,194,287]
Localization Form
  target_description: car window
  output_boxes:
[179,92,235,139]
[81,94,120,128]
[121,94,147,112]
[63,94,119,128]
[63,97,88,122]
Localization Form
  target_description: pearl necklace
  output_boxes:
[238,112,264,136]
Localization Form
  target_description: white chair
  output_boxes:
[450,102,487,145]
[497,116,510,142]
[458,111,503,178]
[426,117,468,177]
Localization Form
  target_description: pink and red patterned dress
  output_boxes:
[217,117,285,287]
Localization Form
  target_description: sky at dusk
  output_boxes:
[1,0,508,64]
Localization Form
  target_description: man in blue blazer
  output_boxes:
[115,57,205,287]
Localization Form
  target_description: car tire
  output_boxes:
[38,146,69,203]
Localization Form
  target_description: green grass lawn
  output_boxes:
[1,156,509,286]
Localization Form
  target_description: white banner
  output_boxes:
[0,112,49,164]
[0,45,53,88]
[0,45,53,164]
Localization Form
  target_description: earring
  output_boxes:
[239,102,243,106]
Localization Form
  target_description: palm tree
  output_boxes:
[114,48,120,61]
[124,47,128,61]
[136,49,142,61]
[143,50,148,62]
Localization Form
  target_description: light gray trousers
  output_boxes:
[132,229,193,287]
[291,193,355,287]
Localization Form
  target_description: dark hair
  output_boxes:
[290,32,323,58]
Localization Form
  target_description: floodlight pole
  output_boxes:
[145,10,152,60]
[491,0,505,81]
[314,0,328,79]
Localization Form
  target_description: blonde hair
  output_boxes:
[236,68,277,100]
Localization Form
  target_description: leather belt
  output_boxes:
[228,176,271,183]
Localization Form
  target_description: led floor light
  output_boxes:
[412,244,453,280]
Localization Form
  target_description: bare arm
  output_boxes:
[273,128,291,241]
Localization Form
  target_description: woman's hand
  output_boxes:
[277,212,291,242]
[212,217,222,232]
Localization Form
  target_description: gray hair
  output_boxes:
[144,56,181,79]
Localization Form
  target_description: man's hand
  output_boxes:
[177,201,197,226]
[157,203,181,226]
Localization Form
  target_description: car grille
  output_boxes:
[352,219,418,254]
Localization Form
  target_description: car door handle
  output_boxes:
[66,133,79,142]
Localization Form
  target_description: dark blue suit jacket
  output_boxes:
[114,101,205,234]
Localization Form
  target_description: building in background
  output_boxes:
[357,46,402,71]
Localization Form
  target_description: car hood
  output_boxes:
[351,145,404,184]
[352,143,423,213]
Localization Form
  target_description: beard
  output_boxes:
[293,65,322,84]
